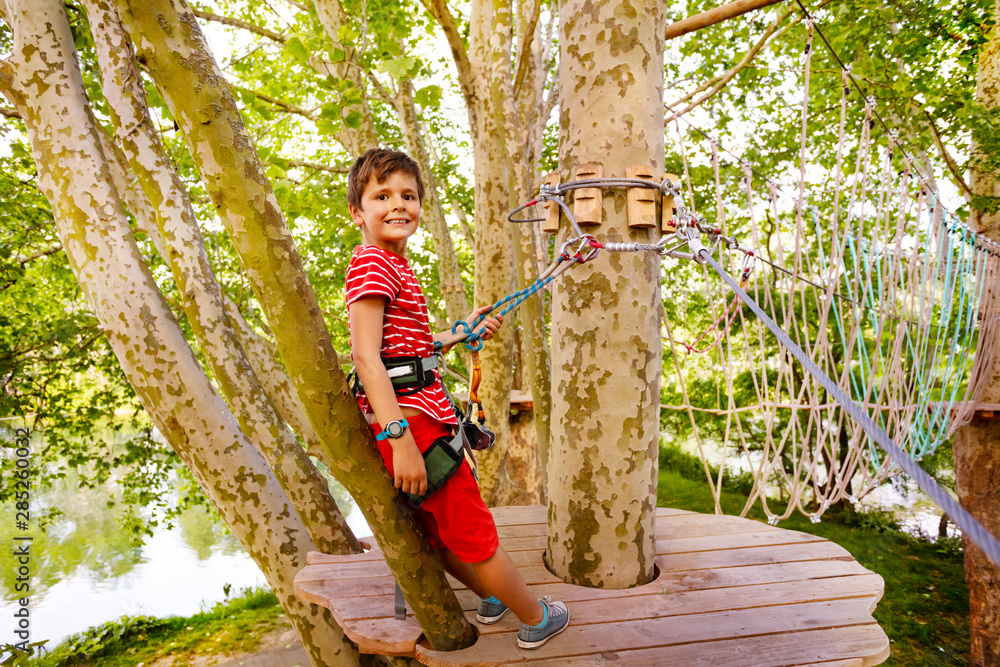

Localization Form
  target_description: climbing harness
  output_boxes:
[347,355,439,396]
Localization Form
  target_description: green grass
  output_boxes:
[14,588,286,667]
[657,447,970,666]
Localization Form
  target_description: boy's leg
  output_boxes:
[437,548,490,599]
[471,545,544,626]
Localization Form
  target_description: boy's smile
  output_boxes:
[349,171,421,255]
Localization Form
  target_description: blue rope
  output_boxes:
[453,253,579,351]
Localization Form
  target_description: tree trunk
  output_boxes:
[83,0,359,557]
[0,3,361,663]
[464,0,517,505]
[112,0,474,650]
[954,12,1000,666]
[546,0,664,589]
[507,0,552,499]
[395,79,471,325]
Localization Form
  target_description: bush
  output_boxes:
[658,440,755,497]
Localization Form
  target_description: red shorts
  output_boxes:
[371,413,499,563]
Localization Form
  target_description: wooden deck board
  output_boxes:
[294,506,888,665]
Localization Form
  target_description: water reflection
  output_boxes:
[0,444,359,648]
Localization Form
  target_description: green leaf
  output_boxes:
[337,25,360,44]
[343,110,363,129]
[414,84,443,108]
[283,35,310,64]
[379,56,416,80]
[315,117,338,136]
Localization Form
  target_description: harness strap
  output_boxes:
[350,355,438,397]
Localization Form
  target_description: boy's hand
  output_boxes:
[391,434,427,496]
[467,304,503,342]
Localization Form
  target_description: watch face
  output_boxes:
[387,421,405,438]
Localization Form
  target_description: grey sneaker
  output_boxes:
[476,596,510,624]
[517,596,570,649]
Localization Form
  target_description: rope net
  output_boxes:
[659,17,1000,523]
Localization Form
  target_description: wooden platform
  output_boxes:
[295,506,888,666]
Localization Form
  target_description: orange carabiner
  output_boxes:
[468,350,482,404]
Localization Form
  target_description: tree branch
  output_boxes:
[280,158,350,173]
[1,105,21,119]
[192,9,286,43]
[512,0,542,101]
[365,69,395,106]
[17,244,64,265]
[420,0,476,109]
[668,6,799,116]
[665,0,785,41]
[235,85,318,120]
[923,110,973,201]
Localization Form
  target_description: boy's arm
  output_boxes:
[349,297,427,497]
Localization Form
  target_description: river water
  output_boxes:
[0,452,370,651]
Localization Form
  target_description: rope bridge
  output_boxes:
[654,8,1000,528]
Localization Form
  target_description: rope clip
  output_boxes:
[562,235,601,264]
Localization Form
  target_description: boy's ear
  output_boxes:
[348,204,365,227]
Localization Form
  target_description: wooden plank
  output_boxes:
[540,172,561,233]
[662,173,679,233]
[295,506,887,666]
[297,553,877,615]
[492,626,887,666]
[416,598,883,666]
[496,528,832,558]
[657,540,854,571]
[342,573,881,631]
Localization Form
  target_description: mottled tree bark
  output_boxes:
[464,0,518,505]
[0,2,360,663]
[547,0,664,589]
[954,10,1000,665]
[112,0,473,650]
[394,79,471,324]
[423,0,554,504]
[507,0,553,499]
[83,0,360,558]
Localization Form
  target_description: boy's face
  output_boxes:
[349,170,421,255]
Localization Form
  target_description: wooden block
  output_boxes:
[626,165,660,228]
[541,171,561,233]
[662,172,679,233]
[573,163,603,227]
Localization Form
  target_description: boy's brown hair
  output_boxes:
[347,147,425,210]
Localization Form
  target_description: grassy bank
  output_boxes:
[15,588,287,667]
[657,443,970,666]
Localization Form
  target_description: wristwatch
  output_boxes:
[376,418,409,442]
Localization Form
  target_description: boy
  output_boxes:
[346,147,569,649]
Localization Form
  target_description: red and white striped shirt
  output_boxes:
[345,244,457,425]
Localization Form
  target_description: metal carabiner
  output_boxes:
[576,234,601,263]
